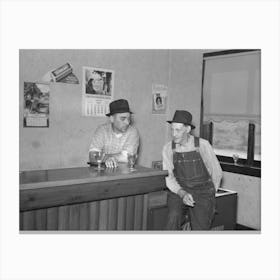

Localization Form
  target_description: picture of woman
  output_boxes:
[85,69,112,96]
[154,93,164,110]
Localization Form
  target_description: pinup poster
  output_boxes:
[82,67,114,117]
[152,83,167,114]
[23,82,50,127]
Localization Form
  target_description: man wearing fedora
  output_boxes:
[162,110,222,230]
[89,99,139,168]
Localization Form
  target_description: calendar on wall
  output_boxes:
[82,66,114,117]
[84,97,111,117]
[23,82,50,127]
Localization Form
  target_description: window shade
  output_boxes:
[203,51,261,122]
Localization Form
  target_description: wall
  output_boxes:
[222,172,261,229]
[168,50,203,135]
[19,49,204,170]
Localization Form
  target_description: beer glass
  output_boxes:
[127,153,137,171]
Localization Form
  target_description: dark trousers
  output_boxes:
[165,187,216,230]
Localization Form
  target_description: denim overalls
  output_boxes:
[166,137,216,230]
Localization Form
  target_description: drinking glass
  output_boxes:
[232,153,239,165]
[127,153,137,171]
[90,150,105,170]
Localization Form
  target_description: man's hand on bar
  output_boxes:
[105,156,118,168]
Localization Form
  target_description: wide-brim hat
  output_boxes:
[167,110,195,129]
[106,99,133,116]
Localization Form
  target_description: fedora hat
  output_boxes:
[167,110,195,129]
[106,99,133,116]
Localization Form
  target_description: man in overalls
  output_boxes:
[162,110,223,230]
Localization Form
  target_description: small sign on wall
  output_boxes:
[41,62,79,84]
[152,84,167,114]
[23,82,50,127]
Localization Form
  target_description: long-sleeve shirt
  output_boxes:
[89,123,140,156]
[162,135,222,194]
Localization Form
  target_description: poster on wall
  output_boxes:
[23,82,50,127]
[82,67,114,117]
[152,83,168,114]
[41,62,79,84]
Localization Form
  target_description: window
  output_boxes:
[200,50,261,176]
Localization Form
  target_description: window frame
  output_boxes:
[200,49,261,177]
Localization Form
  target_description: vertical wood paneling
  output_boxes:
[134,195,143,230]
[125,196,135,230]
[142,194,149,230]
[35,209,47,230]
[22,211,35,230]
[47,207,58,230]
[79,203,89,230]
[99,200,109,230]
[117,197,126,230]
[89,201,99,230]
[108,199,118,230]
[69,204,80,230]
[20,191,165,231]
[58,205,70,230]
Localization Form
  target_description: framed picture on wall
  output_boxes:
[82,67,114,117]
[23,82,50,127]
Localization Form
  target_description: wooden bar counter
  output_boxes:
[20,164,168,231]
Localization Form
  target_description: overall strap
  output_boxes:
[194,137,200,150]
[171,141,176,153]
[171,141,177,163]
